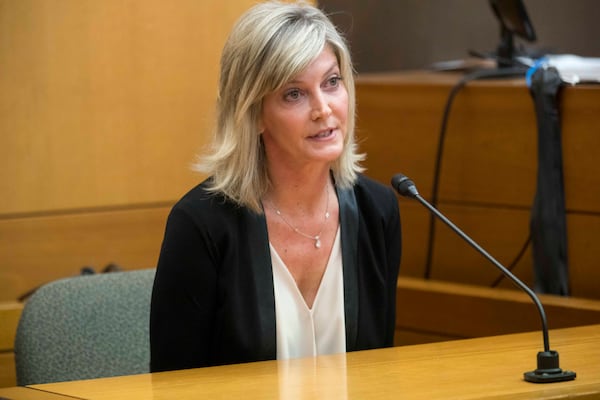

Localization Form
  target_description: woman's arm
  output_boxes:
[149,204,219,372]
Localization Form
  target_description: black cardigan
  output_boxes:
[150,174,401,372]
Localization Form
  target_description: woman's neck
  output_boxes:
[264,165,332,215]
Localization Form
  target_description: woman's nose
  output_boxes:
[310,93,332,121]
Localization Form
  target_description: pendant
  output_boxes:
[315,236,321,249]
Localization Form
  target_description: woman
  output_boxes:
[150,0,401,372]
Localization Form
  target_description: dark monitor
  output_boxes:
[489,0,536,67]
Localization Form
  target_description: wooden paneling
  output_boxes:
[0,206,170,302]
[0,0,266,302]
[0,302,22,388]
[395,277,600,346]
[423,206,600,299]
[356,72,454,198]
[0,302,22,351]
[0,354,17,389]
[356,71,600,299]
[0,0,267,215]
[561,87,600,212]
[426,205,534,287]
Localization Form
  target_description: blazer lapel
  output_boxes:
[337,185,359,350]
[245,209,277,360]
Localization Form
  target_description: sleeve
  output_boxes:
[149,203,219,372]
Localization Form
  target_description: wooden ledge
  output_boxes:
[396,276,600,345]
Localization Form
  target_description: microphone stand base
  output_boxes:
[524,350,576,383]
[524,369,576,383]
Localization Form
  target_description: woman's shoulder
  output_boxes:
[351,173,399,215]
[354,174,395,198]
[178,178,219,203]
[163,178,266,251]
[170,178,247,222]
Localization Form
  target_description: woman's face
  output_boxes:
[259,46,348,172]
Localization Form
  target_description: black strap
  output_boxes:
[528,66,570,295]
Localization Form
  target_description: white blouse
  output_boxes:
[270,227,346,360]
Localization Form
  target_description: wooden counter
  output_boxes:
[1,324,598,400]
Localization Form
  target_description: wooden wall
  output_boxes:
[355,71,600,299]
[320,0,600,72]
[0,0,269,302]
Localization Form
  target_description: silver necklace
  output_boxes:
[271,184,330,249]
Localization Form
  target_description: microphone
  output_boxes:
[391,173,576,383]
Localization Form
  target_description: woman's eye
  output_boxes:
[284,89,302,102]
[326,76,342,87]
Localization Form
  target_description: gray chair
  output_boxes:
[14,268,156,385]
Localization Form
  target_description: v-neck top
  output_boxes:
[270,227,346,360]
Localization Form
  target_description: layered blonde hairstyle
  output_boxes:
[194,1,364,213]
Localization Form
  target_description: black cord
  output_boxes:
[490,232,532,287]
[467,49,533,70]
[424,66,530,280]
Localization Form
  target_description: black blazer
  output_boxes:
[150,174,401,372]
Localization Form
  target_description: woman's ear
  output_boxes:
[257,119,265,135]
[257,102,265,134]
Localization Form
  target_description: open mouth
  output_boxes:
[310,129,334,139]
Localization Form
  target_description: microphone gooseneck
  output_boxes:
[391,173,576,383]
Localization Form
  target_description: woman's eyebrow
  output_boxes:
[285,62,340,85]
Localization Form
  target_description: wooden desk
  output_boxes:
[1,324,598,400]
[0,386,74,400]
[355,71,600,298]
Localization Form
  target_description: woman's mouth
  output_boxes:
[310,129,334,139]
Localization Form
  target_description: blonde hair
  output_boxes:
[194,1,364,213]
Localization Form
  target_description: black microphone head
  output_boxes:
[391,174,419,198]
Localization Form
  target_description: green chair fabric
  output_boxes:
[14,269,156,385]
